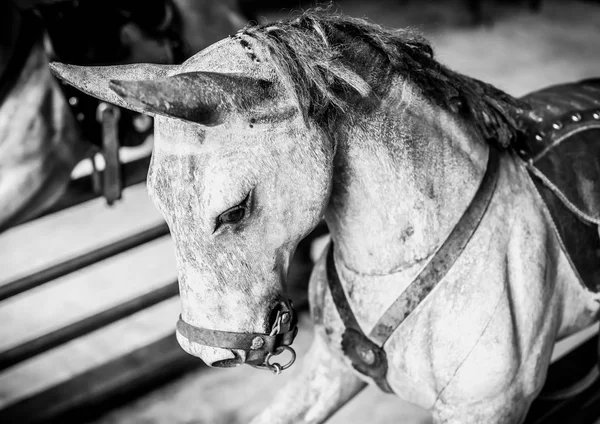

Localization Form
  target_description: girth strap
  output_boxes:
[326,147,500,393]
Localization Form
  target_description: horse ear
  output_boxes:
[49,62,177,115]
[108,72,274,126]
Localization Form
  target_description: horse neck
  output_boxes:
[324,79,489,277]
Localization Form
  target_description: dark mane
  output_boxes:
[243,9,529,148]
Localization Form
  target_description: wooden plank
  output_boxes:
[0,333,202,424]
[0,237,177,351]
[0,281,178,371]
[0,298,180,408]
[4,156,152,230]
[0,222,169,302]
[0,183,164,284]
[551,324,598,363]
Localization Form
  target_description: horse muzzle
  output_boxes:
[175,297,298,374]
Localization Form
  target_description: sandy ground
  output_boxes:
[1,0,599,423]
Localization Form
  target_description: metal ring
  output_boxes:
[270,363,282,375]
[265,345,296,373]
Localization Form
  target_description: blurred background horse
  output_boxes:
[0,0,251,230]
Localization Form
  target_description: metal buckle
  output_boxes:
[250,307,297,374]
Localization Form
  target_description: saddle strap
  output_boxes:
[326,146,500,393]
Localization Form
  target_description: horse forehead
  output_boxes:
[150,117,260,183]
[152,115,260,157]
[174,35,275,81]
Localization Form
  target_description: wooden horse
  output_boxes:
[51,10,600,423]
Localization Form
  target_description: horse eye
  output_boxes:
[219,206,245,225]
[214,192,251,232]
[215,205,246,232]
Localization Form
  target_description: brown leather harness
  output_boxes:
[326,147,500,392]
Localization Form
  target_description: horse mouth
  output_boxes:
[212,358,242,368]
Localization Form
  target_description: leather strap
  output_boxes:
[176,316,297,352]
[326,248,394,392]
[327,146,500,393]
[175,297,298,355]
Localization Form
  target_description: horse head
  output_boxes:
[50,33,336,369]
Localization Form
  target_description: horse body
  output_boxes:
[252,71,600,423]
[311,131,594,421]
[50,11,600,423]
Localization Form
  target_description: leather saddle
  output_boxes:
[518,79,600,292]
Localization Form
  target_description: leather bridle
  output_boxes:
[176,297,299,374]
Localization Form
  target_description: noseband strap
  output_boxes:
[176,316,297,352]
[175,297,298,374]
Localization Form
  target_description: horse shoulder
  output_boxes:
[419,157,567,420]
[388,156,565,415]
[306,155,592,422]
